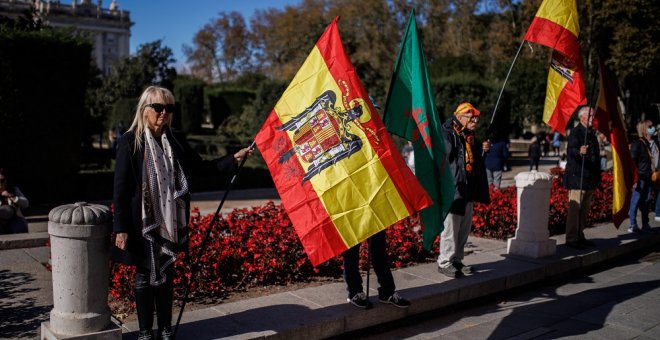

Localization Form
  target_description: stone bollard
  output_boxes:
[507,171,557,258]
[41,202,121,339]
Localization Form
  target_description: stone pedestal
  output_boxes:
[507,171,556,258]
[41,202,121,339]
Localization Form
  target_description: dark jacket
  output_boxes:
[564,124,601,190]
[113,128,236,267]
[630,138,653,181]
[528,142,541,159]
[442,118,490,215]
[484,139,510,171]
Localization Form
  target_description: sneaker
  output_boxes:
[454,262,474,275]
[158,327,172,340]
[379,292,411,308]
[565,241,586,250]
[628,226,642,234]
[137,330,154,340]
[438,265,462,278]
[347,292,373,309]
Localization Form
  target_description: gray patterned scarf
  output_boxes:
[142,128,189,286]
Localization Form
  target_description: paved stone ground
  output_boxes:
[0,247,52,339]
[346,244,660,340]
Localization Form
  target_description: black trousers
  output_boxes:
[342,231,395,300]
[135,265,174,333]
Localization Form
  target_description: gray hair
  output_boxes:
[577,106,593,118]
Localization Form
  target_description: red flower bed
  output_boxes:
[109,169,614,315]
[472,168,613,239]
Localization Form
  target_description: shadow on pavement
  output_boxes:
[0,269,50,339]
[485,278,660,339]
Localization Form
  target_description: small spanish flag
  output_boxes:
[524,0,586,134]
[255,17,432,266]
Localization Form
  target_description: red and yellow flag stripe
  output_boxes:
[594,61,634,228]
[256,18,431,266]
[524,0,586,134]
[524,0,581,61]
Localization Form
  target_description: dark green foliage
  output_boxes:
[505,56,549,137]
[109,98,138,132]
[206,87,255,130]
[173,76,205,133]
[0,22,92,203]
[89,40,177,126]
[432,73,503,142]
[216,79,286,146]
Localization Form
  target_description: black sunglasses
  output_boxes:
[147,103,175,114]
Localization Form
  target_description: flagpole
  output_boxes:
[577,65,600,214]
[365,237,372,309]
[489,39,525,126]
[173,141,255,339]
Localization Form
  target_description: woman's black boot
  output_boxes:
[155,269,174,340]
[135,271,155,339]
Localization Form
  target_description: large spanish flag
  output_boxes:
[524,0,586,134]
[593,60,634,228]
[255,17,432,266]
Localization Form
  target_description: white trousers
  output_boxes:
[437,202,474,268]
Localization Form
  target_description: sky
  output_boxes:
[120,0,300,66]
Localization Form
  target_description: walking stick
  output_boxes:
[173,141,255,339]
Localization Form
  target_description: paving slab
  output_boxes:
[4,204,660,339]
[0,232,49,250]
[0,247,53,339]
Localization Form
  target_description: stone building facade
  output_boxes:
[0,0,132,75]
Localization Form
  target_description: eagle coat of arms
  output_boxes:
[278,90,369,182]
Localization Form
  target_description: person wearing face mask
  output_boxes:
[437,102,490,278]
[564,106,601,249]
[628,120,657,234]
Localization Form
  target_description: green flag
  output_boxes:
[383,10,455,250]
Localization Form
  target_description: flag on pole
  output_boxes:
[255,17,432,266]
[524,0,586,134]
[593,60,634,228]
[382,10,455,250]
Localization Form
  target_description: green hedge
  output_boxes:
[174,76,205,133]
[205,88,255,128]
[0,27,91,203]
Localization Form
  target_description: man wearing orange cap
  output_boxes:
[437,102,491,278]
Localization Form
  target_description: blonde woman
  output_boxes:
[113,86,251,340]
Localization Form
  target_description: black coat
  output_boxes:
[630,138,653,181]
[113,128,236,267]
[442,118,490,215]
[564,124,601,190]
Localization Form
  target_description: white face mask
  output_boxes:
[648,127,656,136]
